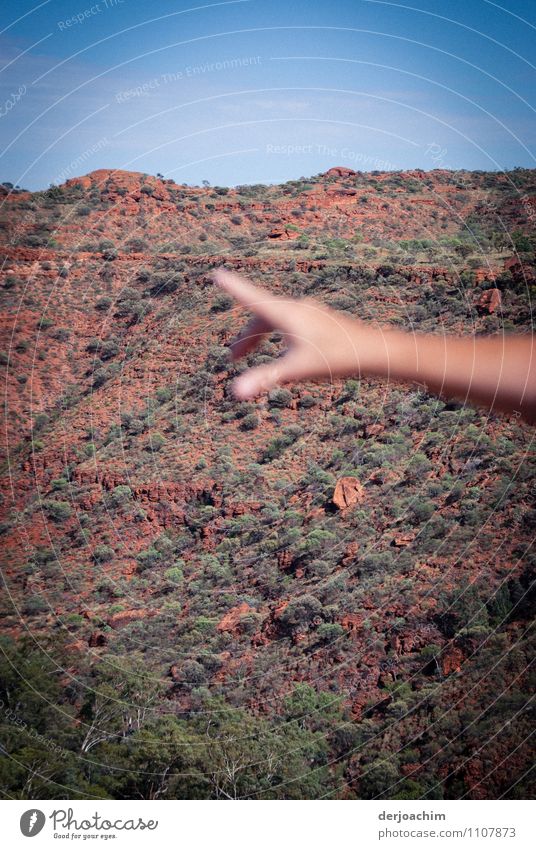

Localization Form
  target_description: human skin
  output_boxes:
[212,269,536,424]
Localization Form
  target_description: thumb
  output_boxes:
[232,352,300,400]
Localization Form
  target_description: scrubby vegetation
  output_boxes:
[1,167,535,800]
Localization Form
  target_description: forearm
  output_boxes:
[353,324,536,423]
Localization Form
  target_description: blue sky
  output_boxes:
[1,0,535,189]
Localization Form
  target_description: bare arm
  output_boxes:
[212,270,536,423]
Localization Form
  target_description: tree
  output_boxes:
[78,659,162,753]
[94,719,204,799]
[0,637,80,799]
[192,698,334,799]
[277,595,324,631]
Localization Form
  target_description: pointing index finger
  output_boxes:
[211,269,286,326]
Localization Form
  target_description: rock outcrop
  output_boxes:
[333,477,365,510]
[477,287,502,314]
[325,166,357,178]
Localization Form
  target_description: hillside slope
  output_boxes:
[0,166,535,800]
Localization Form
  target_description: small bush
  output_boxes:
[146,433,166,452]
[42,500,71,521]
[23,596,48,615]
[165,566,184,585]
[156,386,173,404]
[268,388,293,408]
[137,547,162,570]
[316,623,345,643]
[405,452,432,480]
[50,478,68,491]
[50,328,70,342]
[108,485,132,507]
[277,595,323,630]
[148,271,181,296]
[34,413,50,431]
[95,297,112,311]
[101,339,119,360]
[211,293,234,312]
[94,544,114,563]
[181,660,206,685]
[411,499,435,524]
[240,413,259,430]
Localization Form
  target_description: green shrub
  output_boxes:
[146,432,166,452]
[94,544,114,563]
[410,499,435,524]
[240,413,258,430]
[95,297,112,311]
[137,547,162,570]
[23,596,48,615]
[165,566,184,584]
[100,339,120,360]
[50,478,68,491]
[34,413,50,431]
[195,616,216,633]
[261,432,296,463]
[92,363,119,388]
[126,238,148,252]
[405,452,432,479]
[43,500,71,521]
[156,386,173,403]
[148,271,181,296]
[316,623,345,643]
[108,485,132,507]
[181,659,206,685]
[211,293,233,312]
[268,388,293,408]
[277,595,323,630]
[205,346,229,373]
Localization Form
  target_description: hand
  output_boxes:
[212,270,536,421]
[211,269,384,400]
